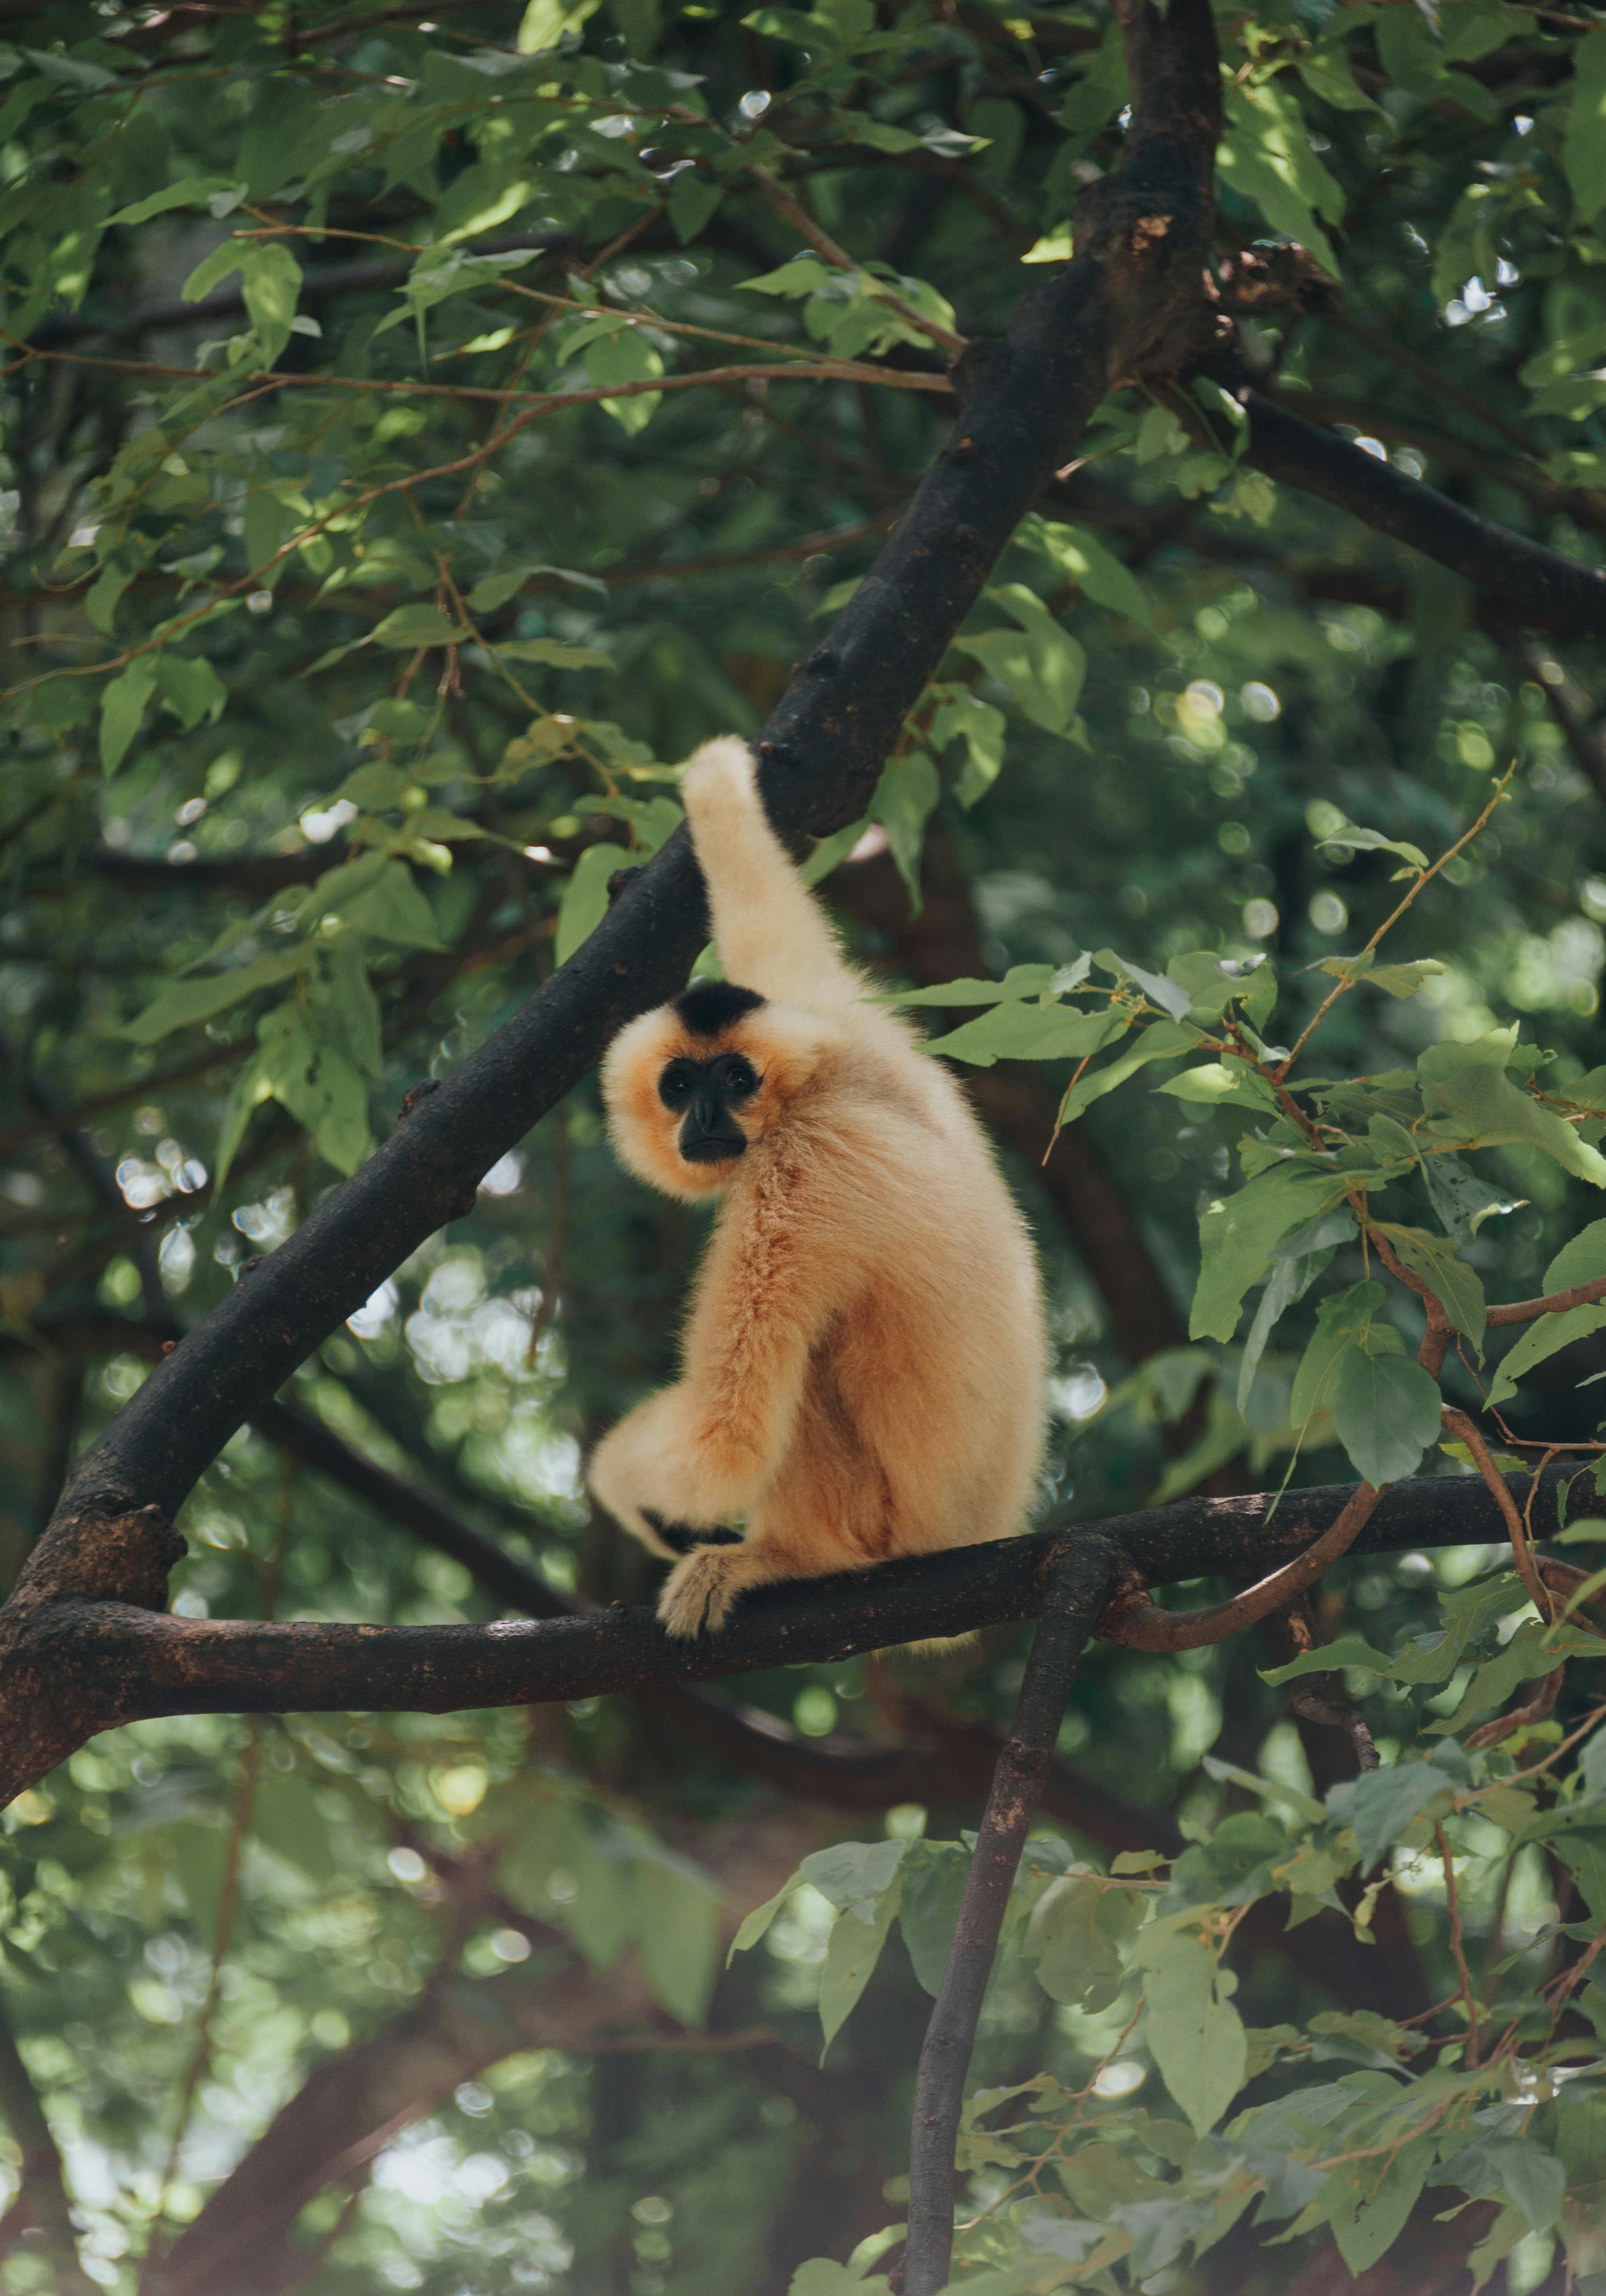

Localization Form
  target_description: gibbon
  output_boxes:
[588,737,1047,1638]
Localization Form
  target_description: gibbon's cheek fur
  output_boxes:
[589,735,1048,1642]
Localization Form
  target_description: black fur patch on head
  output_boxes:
[674,980,766,1039]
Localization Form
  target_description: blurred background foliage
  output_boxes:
[2,0,1606,2288]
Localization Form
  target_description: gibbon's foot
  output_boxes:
[658,1546,749,1638]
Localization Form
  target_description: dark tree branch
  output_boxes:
[903,1538,1117,2296]
[0,1461,1568,1805]
[2,0,1225,1776]
[1236,386,1606,640]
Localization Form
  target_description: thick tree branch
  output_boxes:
[6,0,1224,1751]
[0,1464,1568,1806]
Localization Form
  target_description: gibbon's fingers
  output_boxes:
[657,1540,781,1639]
[680,737,864,1013]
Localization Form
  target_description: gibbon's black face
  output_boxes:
[658,1048,761,1163]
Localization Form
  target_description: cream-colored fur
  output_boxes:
[589,737,1047,1637]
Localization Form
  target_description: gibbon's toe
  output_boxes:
[679,736,755,816]
[658,1548,740,1639]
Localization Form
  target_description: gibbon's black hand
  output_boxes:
[640,1509,745,1557]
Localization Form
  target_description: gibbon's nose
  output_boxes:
[679,1087,746,1164]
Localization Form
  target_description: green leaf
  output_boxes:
[1326,2139,1433,2276]
[787,2260,889,2296]
[1288,1278,1385,1428]
[929,689,1007,809]
[99,658,159,776]
[491,638,612,669]
[1351,1761,1457,1874]
[555,842,623,966]
[1134,1928,1247,2136]
[124,948,306,1045]
[1418,1030,1606,1187]
[1422,1152,1522,1245]
[1191,1168,1355,1344]
[1439,2137,1565,2236]
[1155,1061,1279,1112]
[954,588,1085,735]
[637,1861,721,2027]
[868,751,939,909]
[1218,80,1343,278]
[1543,1215,1606,1295]
[1332,1348,1442,1485]
[895,1841,968,1996]
[1373,1223,1486,1347]
[1056,1019,1198,1130]
[817,1888,901,2059]
[1237,1231,1339,1413]
[923,1002,1122,1069]
[893,964,1059,1008]
[727,1880,794,1964]
[1316,825,1429,870]
[1565,28,1606,222]
[180,235,248,305]
[1487,1301,1606,1406]
[584,324,665,433]
[518,0,603,52]
[240,242,302,365]
[798,1839,908,1920]
[334,859,443,949]
[369,604,468,648]
[154,652,227,733]
[1022,517,1155,628]
[107,175,246,226]
[1025,1875,1139,2012]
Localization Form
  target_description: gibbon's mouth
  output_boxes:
[679,1124,746,1164]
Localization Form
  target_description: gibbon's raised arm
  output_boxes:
[681,739,866,1014]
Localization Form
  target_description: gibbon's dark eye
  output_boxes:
[715,1054,760,1101]
[658,1061,697,1111]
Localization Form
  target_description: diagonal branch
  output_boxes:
[1236,386,1606,640]
[2,0,1224,1765]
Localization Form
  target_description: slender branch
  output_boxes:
[1434,1821,1481,2067]
[745,163,967,357]
[1094,1480,1383,1652]
[1235,386,1606,641]
[902,1537,1117,2296]
[1485,1270,1606,1329]
[1464,1662,1564,1750]
[1441,1407,1554,1620]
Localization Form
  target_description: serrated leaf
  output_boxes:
[1135,1930,1246,2136]
[1332,1348,1441,1485]
[1373,1222,1486,1347]
[124,947,305,1045]
[1487,1300,1606,1406]
[1191,1169,1355,1344]
[1351,1761,1457,1873]
[369,604,469,648]
[924,1001,1122,1068]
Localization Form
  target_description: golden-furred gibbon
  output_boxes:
[588,737,1047,1637]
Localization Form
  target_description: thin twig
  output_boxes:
[1442,1408,1555,1622]
[902,1538,1116,2296]
[1275,767,1514,1081]
[1435,1820,1482,2066]
[745,162,966,357]
[1096,1479,1383,1652]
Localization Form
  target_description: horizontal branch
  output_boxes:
[0,1466,1565,1804]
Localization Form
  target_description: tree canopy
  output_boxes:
[5,1,1606,2291]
